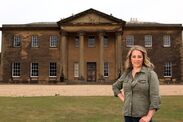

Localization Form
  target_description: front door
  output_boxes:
[87,62,96,82]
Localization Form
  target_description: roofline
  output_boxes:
[126,23,182,27]
[1,22,182,31]
[1,25,182,31]
[1,23,60,31]
[2,23,58,27]
[125,23,183,30]
[1,27,60,31]
[125,26,183,30]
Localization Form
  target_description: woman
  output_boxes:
[112,45,160,122]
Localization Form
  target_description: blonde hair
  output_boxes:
[124,45,154,72]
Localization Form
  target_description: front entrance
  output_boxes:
[87,62,96,82]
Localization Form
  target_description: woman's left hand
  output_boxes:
[139,116,151,122]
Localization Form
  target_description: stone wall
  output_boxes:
[1,30,61,83]
[2,29,183,83]
[122,29,182,82]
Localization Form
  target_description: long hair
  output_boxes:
[124,45,154,72]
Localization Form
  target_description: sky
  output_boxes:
[0,0,183,51]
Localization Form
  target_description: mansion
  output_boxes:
[0,8,183,84]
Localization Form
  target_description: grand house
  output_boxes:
[0,8,183,84]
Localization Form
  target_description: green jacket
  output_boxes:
[112,66,160,117]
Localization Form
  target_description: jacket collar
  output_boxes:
[140,66,148,73]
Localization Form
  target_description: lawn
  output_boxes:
[0,96,182,122]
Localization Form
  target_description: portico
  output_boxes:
[57,8,126,82]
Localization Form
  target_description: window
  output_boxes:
[12,62,20,77]
[13,35,21,47]
[104,36,109,47]
[74,63,79,77]
[144,35,152,47]
[31,63,38,77]
[126,35,134,47]
[49,62,57,76]
[104,62,109,77]
[31,35,38,47]
[75,36,79,48]
[163,35,171,47]
[164,62,172,77]
[88,36,95,47]
[50,35,58,47]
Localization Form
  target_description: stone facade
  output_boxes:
[122,27,183,83]
[0,8,182,84]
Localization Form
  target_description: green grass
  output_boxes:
[0,96,182,122]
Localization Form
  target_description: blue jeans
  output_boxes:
[124,116,152,122]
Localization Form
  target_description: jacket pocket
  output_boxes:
[136,79,148,91]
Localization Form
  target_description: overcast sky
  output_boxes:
[0,0,183,51]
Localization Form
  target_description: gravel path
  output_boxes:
[0,85,182,97]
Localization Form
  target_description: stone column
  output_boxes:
[115,32,122,78]
[79,32,84,80]
[61,31,67,79]
[99,32,104,80]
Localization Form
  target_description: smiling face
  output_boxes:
[130,50,144,69]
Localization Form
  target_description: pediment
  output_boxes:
[69,13,115,24]
[58,8,125,25]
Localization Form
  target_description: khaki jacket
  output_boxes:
[112,66,160,117]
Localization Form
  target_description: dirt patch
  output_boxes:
[0,85,182,97]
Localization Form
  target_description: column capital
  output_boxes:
[98,31,105,36]
[115,31,122,36]
[79,31,85,36]
[61,31,67,36]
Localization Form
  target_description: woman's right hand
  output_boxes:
[117,89,125,102]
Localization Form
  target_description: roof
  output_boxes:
[125,22,182,30]
[1,22,59,30]
[126,22,182,27]
[2,22,58,27]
